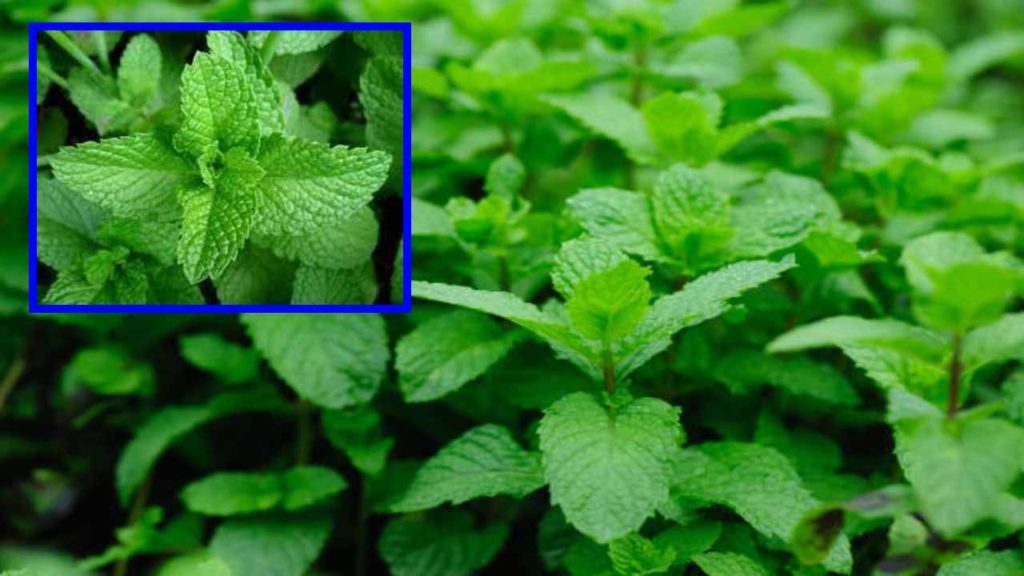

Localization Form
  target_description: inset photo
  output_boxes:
[29,23,409,313]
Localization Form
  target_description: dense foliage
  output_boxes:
[3,1,1024,575]
[35,28,403,305]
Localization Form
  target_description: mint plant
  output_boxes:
[5,2,1024,576]
[36,29,402,305]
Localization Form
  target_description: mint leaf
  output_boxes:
[249,31,342,55]
[253,135,390,235]
[379,511,508,576]
[322,406,393,476]
[117,34,161,106]
[670,443,852,573]
[544,93,656,163]
[692,552,770,576]
[390,425,544,512]
[894,415,1024,535]
[767,316,946,359]
[551,237,629,299]
[181,472,281,516]
[255,206,378,270]
[51,133,195,217]
[396,310,524,403]
[567,188,661,261]
[206,31,283,136]
[66,67,134,135]
[607,534,675,576]
[176,179,257,284]
[210,510,332,576]
[539,392,683,542]
[243,314,389,408]
[360,52,403,175]
[937,550,1024,576]
[214,247,294,304]
[962,313,1024,372]
[291,264,378,305]
[616,257,795,376]
[174,51,260,159]
[179,333,260,384]
[567,259,651,343]
[650,164,732,270]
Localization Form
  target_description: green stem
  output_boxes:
[114,473,151,576]
[295,400,313,466]
[259,31,281,63]
[602,344,615,396]
[93,31,110,74]
[0,348,27,415]
[37,63,68,90]
[45,31,101,75]
[497,253,511,292]
[625,40,647,190]
[947,333,963,418]
[821,122,841,187]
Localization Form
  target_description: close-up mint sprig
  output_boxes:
[36,29,401,305]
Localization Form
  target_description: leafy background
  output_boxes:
[2,1,1024,576]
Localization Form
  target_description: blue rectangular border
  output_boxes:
[27,21,412,314]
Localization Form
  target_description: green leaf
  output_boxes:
[544,92,656,163]
[551,237,629,299]
[670,443,852,573]
[253,134,390,235]
[174,51,260,159]
[279,466,348,510]
[390,424,544,512]
[937,550,1024,576]
[322,406,393,476]
[894,416,1024,536]
[567,188,661,261]
[51,133,195,217]
[255,207,378,270]
[962,313,1024,372]
[649,164,732,269]
[66,68,135,135]
[115,391,281,505]
[249,31,342,55]
[176,178,257,284]
[484,153,525,199]
[206,31,283,136]
[692,552,770,576]
[157,554,231,576]
[411,281,598,377]
[378,510,508,576]
[214,247,294,304]
[210,509,332,576]
[567,259,651,343]
[607,534,675,576]
[714,351,859,406]
[539,392,683,542]
[179,333,260,384]
[181,472,281,516]
[616,257,795,377]
[949,31,1024,81]
[360,53,403,174]
[396,310,524,403]
[36,177,103,271]
[243,314,389,408]
[97,217,179,266]
[117,33,161,105]
[67,346,154,396]
[291,263,378,305]
[767,316,946,359]
[642,92,718,166]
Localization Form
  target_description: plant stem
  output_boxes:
[295,399,313,466]
[45,31,101,75]
[497,253,511,292]
[93,31,110,74]
[947,333,963,418]
[602,345,615,396]
[114,474,151,576]
[821,123,840,187]
[0,349,27,415]
[625,39,646,190]
[259,31,281,63]
[37,63,68,90]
